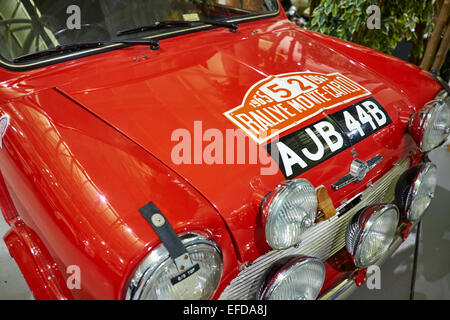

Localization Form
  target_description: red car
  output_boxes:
[0,0,448,300]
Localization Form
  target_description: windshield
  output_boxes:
[0,0,279,64]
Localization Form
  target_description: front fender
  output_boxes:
[0,88,238,299]
[301,29,442,112]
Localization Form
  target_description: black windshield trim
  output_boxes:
[0,8,280,71]
[13,42,108,63]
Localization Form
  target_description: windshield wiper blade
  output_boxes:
[13,39,163,63]
[13,42,106,63]
[13,20,238,62]
[116,20,238,37]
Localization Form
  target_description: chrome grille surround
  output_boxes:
[219,159,410,300]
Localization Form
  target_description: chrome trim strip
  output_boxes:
[319,278,356,300]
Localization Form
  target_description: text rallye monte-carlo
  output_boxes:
[0,0,448,300]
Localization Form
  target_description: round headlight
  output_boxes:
[258,256,325,300]
[125,234,222,300]
[408,91,449,152]
[261,179,318,250]
[395,162,437,222]
[346,204,399,268]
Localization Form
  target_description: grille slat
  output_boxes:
[219,160,410,300]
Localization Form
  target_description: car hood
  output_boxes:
[55,19,435,260]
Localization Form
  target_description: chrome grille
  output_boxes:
[219,159,410,300]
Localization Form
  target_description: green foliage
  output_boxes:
[307,0,434,61]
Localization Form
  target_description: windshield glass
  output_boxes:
[0,0,279,64]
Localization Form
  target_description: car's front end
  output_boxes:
[0,0,448,300]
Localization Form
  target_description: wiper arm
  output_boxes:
[112,39,160,50]
[13,42,106,63]
[116,20,238,37]
[13,39,161,63]
[13,20,238,62]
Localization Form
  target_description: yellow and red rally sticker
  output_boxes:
[224,72,372,144]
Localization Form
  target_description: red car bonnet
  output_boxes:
[20,18,440,261]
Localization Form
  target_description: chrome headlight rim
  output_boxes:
[396,162,437,222]
[125,233,223,300]
[258,256,326,300]
[408,90,449,152]
[346,204,400,268]
[261,179,318,250]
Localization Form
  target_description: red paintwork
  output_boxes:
[401,221,414,241]
[0,87,239,299]
[353,268,368,288]
[0,3,442,299]
[320,249,354,295]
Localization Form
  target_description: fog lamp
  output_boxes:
[258,256,325,300]
[395,162,437,222]
[408,90,449,152]
[346,204,399,268]
[261,179,318,250]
